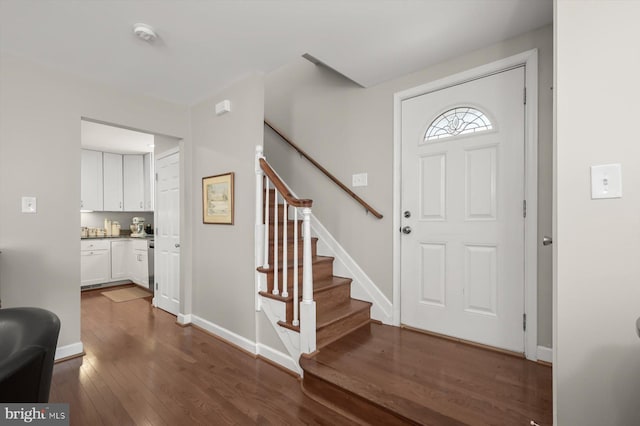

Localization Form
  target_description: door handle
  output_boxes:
[175,243,180,248]
[543,236,553,246]
[401,226,412,235]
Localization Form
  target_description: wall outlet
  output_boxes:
[352,173,368,187]
[21,196,37,213]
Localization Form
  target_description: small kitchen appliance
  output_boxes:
[131,217,146,237]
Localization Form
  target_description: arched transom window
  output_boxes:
[424,106,493,142]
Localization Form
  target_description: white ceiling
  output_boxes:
[81,120,154,154]
[0,0,552,106]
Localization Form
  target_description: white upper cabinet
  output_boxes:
[103,152,123,211]
[143,152,154,211]
[80,150,103,211]
[81,150,153,212]
[124,154,145,211]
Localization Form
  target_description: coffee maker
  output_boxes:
[131,217,146,237]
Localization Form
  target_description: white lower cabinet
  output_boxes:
[129,240,149,287]
[110,240,130,280]
[80,240,110,286]
[81,238,149,289]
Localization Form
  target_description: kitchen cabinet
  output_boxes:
[80,150,103,211]
[81,238,150,289]
[129,239,149,287]
[103,152,123,211]
[124,154,145,211]
[110,240,129,280]
[81,240,110,286]
[143,152,154,211]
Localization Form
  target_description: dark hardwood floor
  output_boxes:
[51,287,552,425]
[50,288,352,425]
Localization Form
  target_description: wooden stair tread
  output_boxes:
[276,299,371,332]
[316,299,371,330]
[258,276,352,303]
[256,255,333,273]
[313,276,352,293]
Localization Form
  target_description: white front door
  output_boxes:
[400,67,525,353]
[155,151,180,315]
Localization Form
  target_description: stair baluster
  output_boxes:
[273,192,279,295]
[282,200,288,298]
[292,207,299,326]
[263,179,270,269]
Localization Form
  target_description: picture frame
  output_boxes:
[202,172,234,225]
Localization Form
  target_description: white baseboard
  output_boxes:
[191,314,257,355]
[537,345,553,364]
[55,341,84,360]
[256,343,300,374]
[310,214,393,324]
[177,313,192,325]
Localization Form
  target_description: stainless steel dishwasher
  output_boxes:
[148,238,155,292]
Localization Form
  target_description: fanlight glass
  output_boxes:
[425,107,493,141]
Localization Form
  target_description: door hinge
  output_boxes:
[523,313,527,331]
[155,282,158,290]
[523,87,527,105]
[523,200,527,218]
[155,172,158,181]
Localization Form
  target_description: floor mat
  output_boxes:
[101,286,152,303]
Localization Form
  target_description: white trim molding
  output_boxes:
[191,314,257,355]
[393,49,539,361]
[55,341,84,360]
[256,343,300,374]
[177,313,192,325]
[537,346,553,364]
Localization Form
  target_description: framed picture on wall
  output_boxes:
[202,172,234,225]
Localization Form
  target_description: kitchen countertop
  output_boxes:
[81,235,154,240]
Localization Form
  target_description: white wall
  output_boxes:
[0,53,188,350]
[555,2,640,424]
[189,74,264,342]
[265,25,554,347]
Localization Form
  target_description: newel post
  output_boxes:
[299,207,316,353]
[254,145,265,310]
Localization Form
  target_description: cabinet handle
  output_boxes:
[140,201,143,208]
[120,202,122,209]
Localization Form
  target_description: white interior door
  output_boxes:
[155,151,180,315]
[400,67,525,353]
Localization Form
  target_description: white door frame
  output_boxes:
[392,49,539,360]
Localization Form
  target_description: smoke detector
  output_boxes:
[133,23,157,42]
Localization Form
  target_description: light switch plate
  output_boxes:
[21,196,37,213]
[352,173,368,187]
[591,164,622,199]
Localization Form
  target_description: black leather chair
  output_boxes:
[0,307,61,402]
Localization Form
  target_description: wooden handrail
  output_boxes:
[260,158,313,208]
[264,121,383,219]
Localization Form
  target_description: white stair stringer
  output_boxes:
[260,295,303,375]
[310,214,393,324]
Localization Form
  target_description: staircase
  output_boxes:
[257,187,373,350]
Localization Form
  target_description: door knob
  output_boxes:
[401,226,412,235]
[543,236,553,246]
